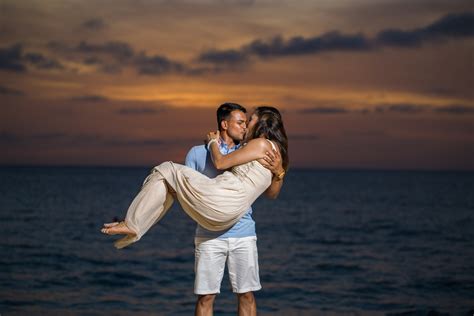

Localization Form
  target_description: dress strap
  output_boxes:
[266,139,277,151]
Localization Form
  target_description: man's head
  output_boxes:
[216,103,247,143]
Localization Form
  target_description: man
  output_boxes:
[185,103,285,316]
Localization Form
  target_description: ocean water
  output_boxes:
[0,166,473,315]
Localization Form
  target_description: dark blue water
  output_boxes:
[0,166,473,315]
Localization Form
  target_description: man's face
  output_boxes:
[222,110,247,142]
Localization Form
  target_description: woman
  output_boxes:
[101,106,289,249]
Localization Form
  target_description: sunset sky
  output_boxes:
[1,0,473,170]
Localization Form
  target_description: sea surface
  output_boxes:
[0,166,473,315]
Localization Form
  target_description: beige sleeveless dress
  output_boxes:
[114,141,275,249]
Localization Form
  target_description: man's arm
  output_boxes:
[185,147,197,169]
[265,176,284,199]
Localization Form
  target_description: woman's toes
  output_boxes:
[101,221,134,236]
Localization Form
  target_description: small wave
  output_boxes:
[386,309,450,316]
[313,238,364,246]
[83,270,153,287]
[314,263,363,272]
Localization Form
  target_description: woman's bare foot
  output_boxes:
[101,221,135,236]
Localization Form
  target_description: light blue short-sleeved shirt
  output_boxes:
[185,142,256,239]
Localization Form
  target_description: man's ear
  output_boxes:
[220,120,228,131]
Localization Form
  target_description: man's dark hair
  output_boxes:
[216,102,246,131]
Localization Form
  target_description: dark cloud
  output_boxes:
[82,18,107,30]
[0,85,25,96]
[48,40,185,76]
[355,109,371,115]
[117,107,163,115]
[24,52,64,70]
[0,43,26,72]
[422,12,474,38]
[199,32,371,66]
[198,12,474,67]
[197,49,249,65]
[0,43,64,72]
[76,41,134,61]
[195,33,369,67]
[375,12,474,47]
[47,41,70,51]
[434,104,474,114]
[196,32,372,67]
[99,63,123,74]
[83,56,122,74]
[183,65,221,76]
[83,56,102,65]
[298,107,349,114]
[375,30,421,47]
[70,95,109,102]
[247,32,371,58]
[375,103,427,114]
[134,53,184,75]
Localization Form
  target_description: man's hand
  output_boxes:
[261,148,284,177]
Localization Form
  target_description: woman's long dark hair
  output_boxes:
[248,106,289,171]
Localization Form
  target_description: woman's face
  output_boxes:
[245,112,259,140]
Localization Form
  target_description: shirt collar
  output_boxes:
[219,138,241,151]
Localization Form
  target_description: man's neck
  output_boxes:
[220,132,238,148]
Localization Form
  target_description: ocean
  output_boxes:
[0,166,473,315]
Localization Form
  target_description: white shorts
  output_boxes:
[194,236,261,295]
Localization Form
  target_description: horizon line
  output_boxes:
[1,163,472,173]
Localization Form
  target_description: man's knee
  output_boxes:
[197,294,216,306]
[195,294,217,316]
[237,291,255,304]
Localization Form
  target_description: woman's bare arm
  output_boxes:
[208,136,272,170]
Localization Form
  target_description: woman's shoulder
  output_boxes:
[246,138,273,150]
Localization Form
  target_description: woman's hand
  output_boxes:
[206,130,220,145]
[261,147,284,176]
[262,147,285,198]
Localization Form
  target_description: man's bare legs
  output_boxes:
[195,294,216,316]
[237,292,257,316]
[195,292,256,316]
